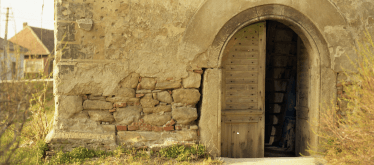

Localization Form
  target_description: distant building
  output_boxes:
[9,23,54,79]
[0,38,28,80]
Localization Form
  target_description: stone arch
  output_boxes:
[178,0,346,68]
[195,3,344,156]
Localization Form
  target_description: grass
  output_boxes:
[41,144,221,165]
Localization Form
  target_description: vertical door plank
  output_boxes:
[221,22,266,158]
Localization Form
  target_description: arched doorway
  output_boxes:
[196,4,337,158]
[220,20,311,158]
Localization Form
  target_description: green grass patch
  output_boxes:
[47,147,113,165]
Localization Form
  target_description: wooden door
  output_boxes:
[221,22,266,158]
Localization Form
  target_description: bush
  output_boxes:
[314,31,374,164]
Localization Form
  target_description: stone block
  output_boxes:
[117,131,161,143]
[136,94,145,97]
[172,89,201,105]
[157,91,173,103]
[114,102,127,108]
[88,110,115,122]
[143,105,171,113]
[172,107,198,124]
[115,88,135,97]
[190,125,199,130]
[143,113,172,126]
[71,111,89,119]
[56,95,83,119]
[182,71,201,88]
[76,19,93,31]
[88,95,106,100]
[101,125,116,133]
[106,97,139,103]
[139,78,156,90]
[140,94,159,108]
[176,130,198,141]
[155,80,181,90]
[45,130,116,152]
[120,73,140,89]
[117,125,127,131]
[83,100,113,110]
[113,106,142,125]
[136,90,152,94]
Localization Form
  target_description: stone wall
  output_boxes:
[47,70,203,151]
[51,0,374,154]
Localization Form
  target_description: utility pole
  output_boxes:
[3,7,9,65]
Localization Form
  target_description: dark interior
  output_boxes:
[264,21,298,157]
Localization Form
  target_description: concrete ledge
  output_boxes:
[45,129,117,151]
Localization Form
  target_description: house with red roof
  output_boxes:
[9,23,54,78]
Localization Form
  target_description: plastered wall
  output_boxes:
[50,0,374,155]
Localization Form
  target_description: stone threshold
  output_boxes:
[218,156,326,165]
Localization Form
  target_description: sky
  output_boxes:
[0,0,54,39]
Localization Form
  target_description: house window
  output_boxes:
[24,59,44,73]
[12,62,16,78]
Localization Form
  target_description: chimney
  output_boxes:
[23,22,28,28]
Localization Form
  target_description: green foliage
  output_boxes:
[36,140,49,162]
[47,147,113,164]
[159,144,207,161]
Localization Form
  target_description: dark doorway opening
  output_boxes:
[264,21,299,157]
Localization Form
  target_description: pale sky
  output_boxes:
[1,0,54,39]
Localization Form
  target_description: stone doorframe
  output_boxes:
[194,4,339,156]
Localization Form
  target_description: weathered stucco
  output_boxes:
[50,0,374,157]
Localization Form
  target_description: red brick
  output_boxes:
[140,124,152,131]
[175,126,182,130]
[166,119,176,126]
[168,90,172,95]
[128,125,139,131]
[135,102,140,106]
[139,119,144,123]
[109,109,116,113]
[136,94,145,98]
[193,70,203,74]
[163,126,174,131]
[152,126,163,132]
[197,130,200,136]
[137,84,141,90]
[116,125,127,131]
[166,77,173,81]
[139,77,142,83]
